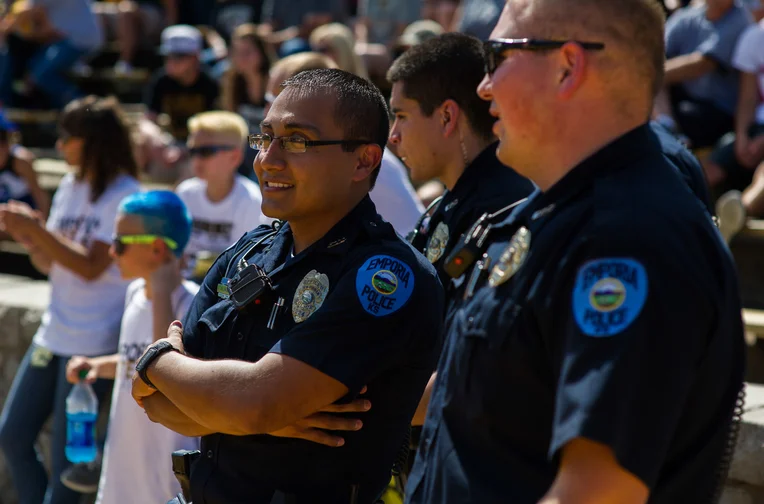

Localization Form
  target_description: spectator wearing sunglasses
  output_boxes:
[64,190,199,504]
[407,0,745,503]
[176,111,264,282]
[144,24,220,142]
[0,96,141,503]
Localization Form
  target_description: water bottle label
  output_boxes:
[66,415,96,448]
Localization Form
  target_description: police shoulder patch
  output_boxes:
[355,255,415,317]
[572,258,648,337]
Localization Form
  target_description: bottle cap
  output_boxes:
[78,369,89,381]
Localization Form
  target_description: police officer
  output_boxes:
[407,1,745,503]
[130,69,444,504]
[388,33,533,302]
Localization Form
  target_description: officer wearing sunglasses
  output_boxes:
[130,69,444,504]
[406,1,745,504]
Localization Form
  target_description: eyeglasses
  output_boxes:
[112,234,178,255]
[188,145,237,158]
[483,38,606,76]
[249,134,369,154]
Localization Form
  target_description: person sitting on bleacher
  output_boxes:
[176,111,264,282]
[713,18,764,242]
[144,24,220,143]
[0,0,104,108]
[0,111,49,217]
[65,190,199,504]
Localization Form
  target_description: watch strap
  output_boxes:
[136,340,176,389]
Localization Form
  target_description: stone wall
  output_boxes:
[0,276,49,504]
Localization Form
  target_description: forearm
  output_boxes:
[25,226,106,280]
[148,352,266,435]
[736,74,759,138]
[91,355,119,380]
[30,189,51,218]
[161,0,178,25]
[664,53,716,85]
[355,19,369,44]
[143,391,215,437]
[29,250,52,274]
[152,290,176,343]
[412,372,436,426]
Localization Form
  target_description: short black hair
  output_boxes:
[387,33,494,141]
[280,68,390,188]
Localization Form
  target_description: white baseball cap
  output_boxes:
[160,25,203,55]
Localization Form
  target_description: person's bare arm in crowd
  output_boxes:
[412,372,436,426]
[664,52,717,85]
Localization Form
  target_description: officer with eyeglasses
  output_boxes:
[406,1,745,503]
[130,68,444,504]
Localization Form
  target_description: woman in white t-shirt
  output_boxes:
[0,96,141,504]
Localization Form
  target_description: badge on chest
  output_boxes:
[488,226,531,287]
[426,222,450,263]
[292,270,330,323]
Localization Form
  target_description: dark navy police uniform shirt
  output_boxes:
[650,121,713,214]
[406,125,745,504]
[410,142,532,303]
[182,196,444,504]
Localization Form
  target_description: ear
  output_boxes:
[229,146,244,167]
[351,144,384,183]
[557,42,587,100]
[438,99,461,138]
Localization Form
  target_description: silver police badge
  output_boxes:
[488,226,531,288]
[426,222,450,264]
[292,270,330,323]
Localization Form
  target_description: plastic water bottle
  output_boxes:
[65,369,98,463]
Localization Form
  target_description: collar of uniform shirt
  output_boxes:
[284,195,376,260]
[534,124,655,209]
[447,141,505,203]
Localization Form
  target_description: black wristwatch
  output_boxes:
[135,340,178,389]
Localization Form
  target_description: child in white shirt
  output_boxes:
[176,111,265,281]
[65,190,200,504]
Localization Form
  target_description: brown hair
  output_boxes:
[222,23,273,112]
[270,52,338,87]
[530,0,666,103]
[59,96,139,203]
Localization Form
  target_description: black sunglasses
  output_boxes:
[188,145,237,158]
[483,38,606,76]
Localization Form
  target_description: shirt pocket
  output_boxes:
[455,297,525,406]
[197,302,238,359]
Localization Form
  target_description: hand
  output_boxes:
[66,356,97,384]
[0,200,42,239]
[150,256,182,296]
[269,388,372,447]
[131,369,156,408]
